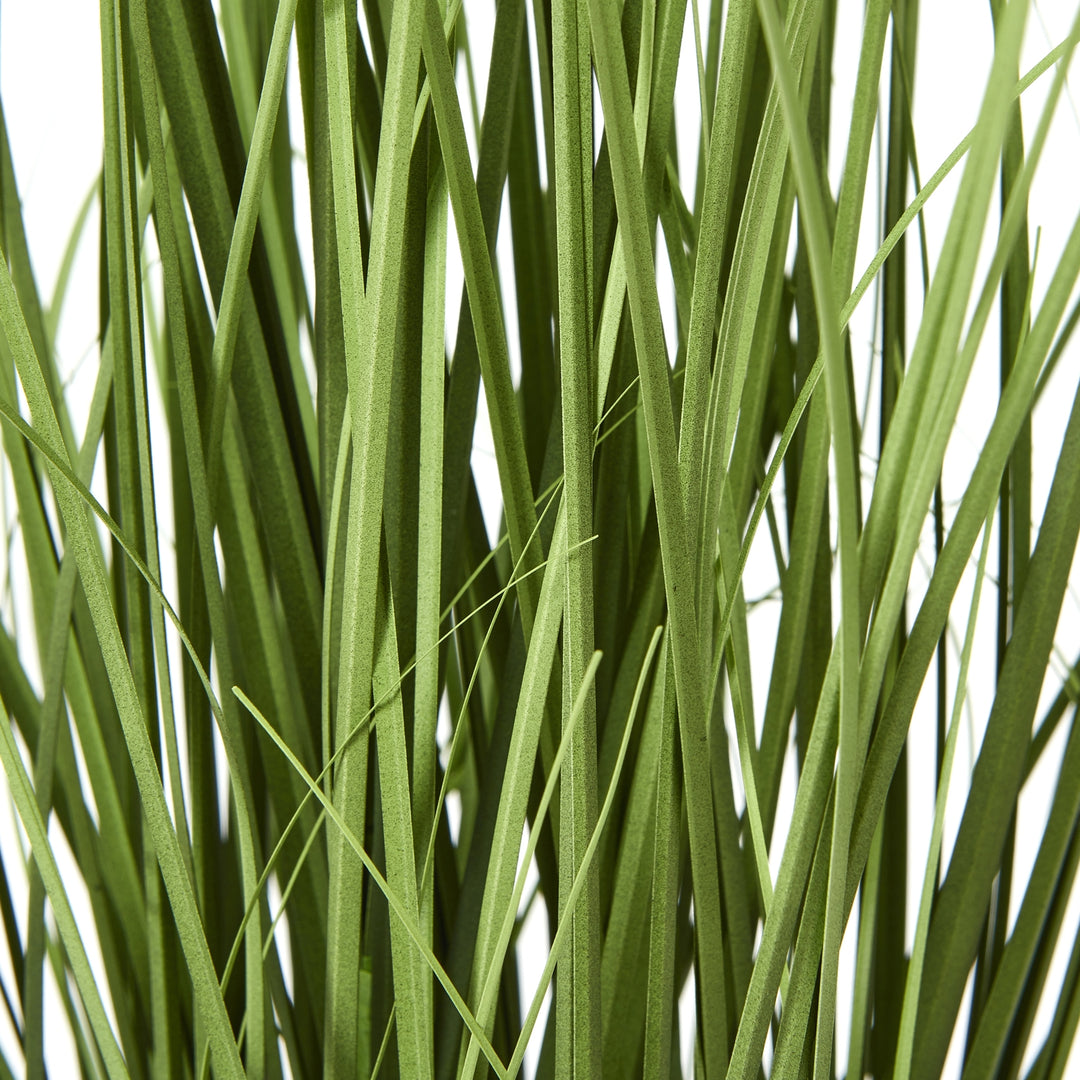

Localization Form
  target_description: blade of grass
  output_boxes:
[893,510,994,1080]
[551,0,600,1071]
[505,628,662,1078]
[460,650,606,1078]
[421,0,546,636]
[234,687,509,1079]
[371,561,433,1080]
[753,8,862,1079]
[911,348,1080,1079]
[0,704,129,1080]
[321,0,424,1073]
[0,248,247,1080]
[642,637,680,1080]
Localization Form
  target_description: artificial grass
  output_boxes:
[0,0,1078,1078]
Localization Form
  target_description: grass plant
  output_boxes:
[0,0,1079,1077]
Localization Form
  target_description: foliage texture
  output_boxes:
[0,0,1078,1078]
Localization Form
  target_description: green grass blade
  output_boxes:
[587,1,734,1068]
[322,0,424,1071]
[893,513,993,1080]
[234,686,509,1079]
[912,378,1080,1076]
[0,707,130,1080]
[0,248,247,1080]
[551,0,600,1071]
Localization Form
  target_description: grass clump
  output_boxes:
[0,0,1078,1078]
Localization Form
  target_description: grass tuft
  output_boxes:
[0,1,1078,1077]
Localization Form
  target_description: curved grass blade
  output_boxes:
[0,251,247,1080]
[234,687,509,1080]
[0,707,129,1080]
